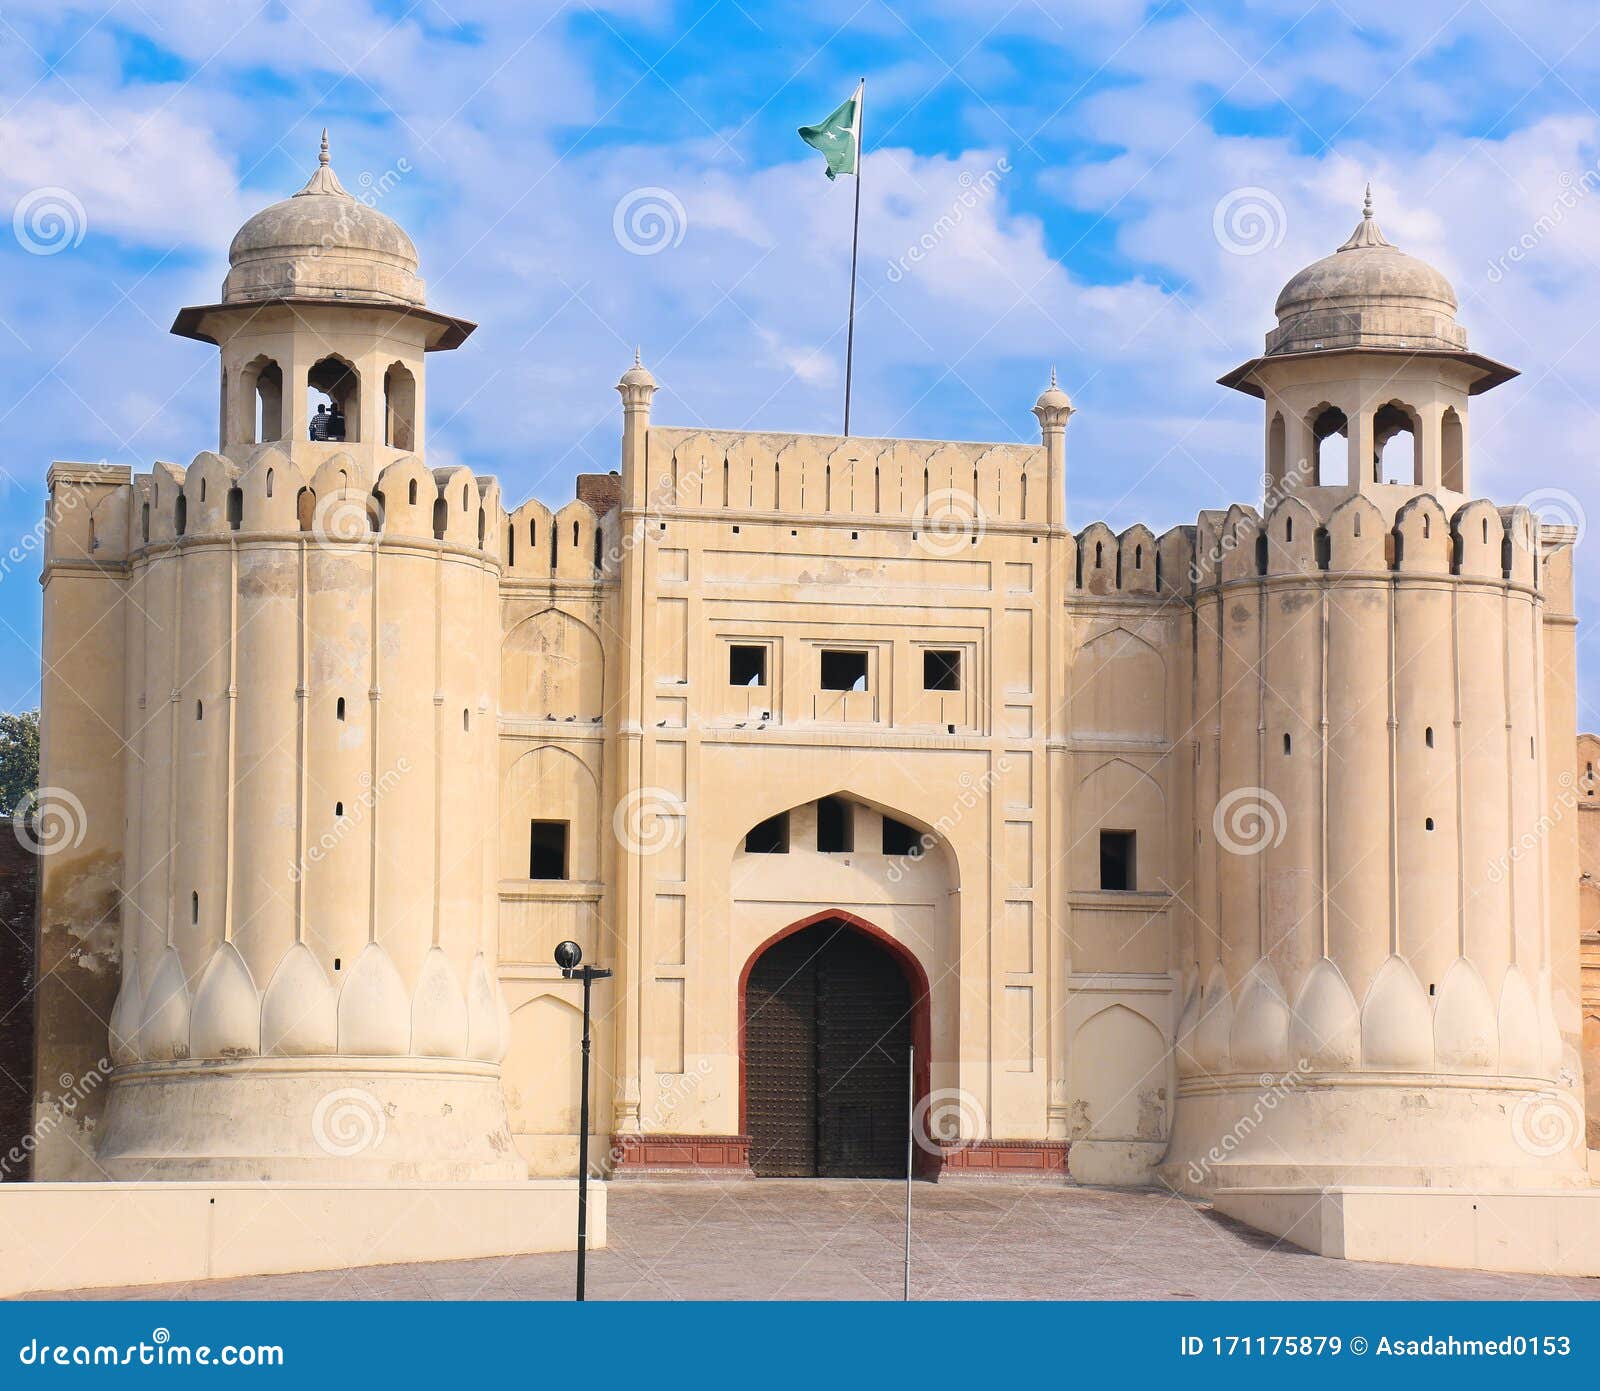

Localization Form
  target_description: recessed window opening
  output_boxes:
[1099,830,1136,891]
[335,801,344,817]
[463,708,471,732]
[227,485,243,531]
[729,645,767,687]
[821,649,868,692]
[1425,725,1433,748]
[1311,405,1348,486]
[1373,403,1419,484]
[246,357,284,444]
[1425,817,1435,831]
[195,700,203,721]
[817,796,853,853]
[383,362,416,450]
[175,495,187,536]
[336,697,346,721]
[307,355,358,442]
[744,812,789,855]
[529,820,569,879]
[1282,733,1291,755]
[923,649,961,692]
[881,817,924,858]
[191,891,198,924]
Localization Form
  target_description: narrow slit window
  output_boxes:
[1100,830,1136,891]
[529,820,569,879]
[923,649,961,692]
[744,812,789,855]
[1282,732,1291,755]
[729,645,767,687]
[817,796,853,853]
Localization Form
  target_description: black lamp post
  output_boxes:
[554,939,610,1302]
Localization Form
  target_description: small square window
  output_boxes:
[821,649,869,692]
[817,796,853,853]
[530,820,568,880]
[882,816,923,858]
[1099,830,1135,891]
[923,649,961,691]
[745,812,789,854]
[730,644,767,687]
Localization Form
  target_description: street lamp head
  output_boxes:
[554,940,583,973]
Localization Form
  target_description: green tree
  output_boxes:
[0,709,39,816]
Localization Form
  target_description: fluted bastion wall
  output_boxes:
[1163,489,1583,1190]
[52,442,525,1180]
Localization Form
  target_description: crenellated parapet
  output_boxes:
[643,427,1049,531]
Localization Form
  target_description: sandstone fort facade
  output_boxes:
[30,142,1594,1255]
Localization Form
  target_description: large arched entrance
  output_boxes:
[740,913,928,1178]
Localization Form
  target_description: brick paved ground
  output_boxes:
[29,1179,1600,1300]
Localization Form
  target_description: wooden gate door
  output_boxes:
[745,931,818,1176]
[745,921,913,1178]
[816,929,911,1177]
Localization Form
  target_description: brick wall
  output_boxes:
[0,834,36,1180]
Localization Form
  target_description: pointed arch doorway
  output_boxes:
[739,911,931,1178]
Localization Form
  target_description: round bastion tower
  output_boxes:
[95,134,519,1180]
[1163,191,1588,1192]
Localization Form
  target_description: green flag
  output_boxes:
[798,82,863,180]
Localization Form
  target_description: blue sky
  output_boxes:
[3,0,1600,717]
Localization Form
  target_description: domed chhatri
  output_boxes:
[223,129,425,308]
[1032,365,1073,419]
[1267,185,1464,357]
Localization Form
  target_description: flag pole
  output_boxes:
[843,78,864,437]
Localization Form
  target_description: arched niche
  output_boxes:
[1067,1003,1169,1142]
[501,745,600,881]
[501,608,605,720]
[384,361,416,451]
[1072,757,1166,890]
[1070,627,1166,740]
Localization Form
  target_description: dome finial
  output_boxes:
[1337,183,1392,253]
[296,128,350,199]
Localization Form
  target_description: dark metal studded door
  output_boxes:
[745,932,818,1177]
[816,930,911,1177]
[745,921,912,1178]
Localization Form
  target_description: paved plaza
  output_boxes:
[28,1180,1600,1301]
